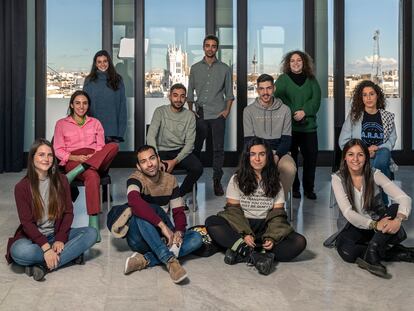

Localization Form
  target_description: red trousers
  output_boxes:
[65,143,119,215]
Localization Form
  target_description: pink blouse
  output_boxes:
[53,116,105,165]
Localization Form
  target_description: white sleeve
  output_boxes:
[226,175,241,201]
[373,170,412,218]
[331,174,372,229]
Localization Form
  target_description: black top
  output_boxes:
[287,71,306,86]
[361,110,384,146]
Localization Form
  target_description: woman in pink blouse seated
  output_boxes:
[53,90,118,242]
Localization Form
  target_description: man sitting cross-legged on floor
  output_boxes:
[124,145,202,284]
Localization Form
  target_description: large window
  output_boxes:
[217,0,237,151]
[345,0,401,149]
[315,0,334,150]
[247,0,303,101]
[144,0,205,128]
[45,0,102,140]
[113,0,135,151]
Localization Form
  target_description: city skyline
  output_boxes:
[47,0,399,73]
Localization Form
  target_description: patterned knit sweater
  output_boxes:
[126,170,186,232]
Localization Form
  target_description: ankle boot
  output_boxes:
[88,215,101,243]
[247,252,275,275]
[356,241,388,278]
[384,244,414,263]
[224,242,253,265]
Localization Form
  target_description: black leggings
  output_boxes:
[336,204,406,263]
[205,215,306,262]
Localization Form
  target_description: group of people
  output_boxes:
[5,35,414,283]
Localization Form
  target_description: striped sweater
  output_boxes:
[127,170,186,232]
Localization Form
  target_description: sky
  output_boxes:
[47,0,400,75]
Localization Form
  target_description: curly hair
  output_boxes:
[235,137,281,197]
[86,50,122,91]
[339,139,375,211]
[281,50,315,79]
[350,80,386,123]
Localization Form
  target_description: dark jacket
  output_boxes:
[218,205,293,244]
[5,174,74,264]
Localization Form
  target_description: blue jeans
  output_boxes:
[371,148,391,204]
[10,227,97,268]
[371,148,391,179]
[126,204,202,266]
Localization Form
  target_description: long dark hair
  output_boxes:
[67,90,91,116]
[86,50,122,90]
[339,139,375,211]
[281,50,315,79]
[350,80,386,123]
[235,137,281,197]
[26,139,66,221]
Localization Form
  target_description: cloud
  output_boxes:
[346,55,398,74]
[350,55,397,67]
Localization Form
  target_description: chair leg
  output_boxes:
[191,183,197,225]
[288,188,294,223]
[106,184,111,212]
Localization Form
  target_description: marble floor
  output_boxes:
[1,167,414,311]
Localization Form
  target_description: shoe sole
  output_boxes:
[124,252,138,275]
[172,272,188,284]
[355,257,389,278]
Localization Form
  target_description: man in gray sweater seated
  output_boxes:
[243,74,296,198]
[147,83,203,204]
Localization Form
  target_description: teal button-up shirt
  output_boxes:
[187,57,234,120]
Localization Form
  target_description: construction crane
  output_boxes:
[371,29,383,85]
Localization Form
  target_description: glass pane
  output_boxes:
[315,0,334,150]
[45,0,102,140]
[217,0,237,151]
[24,0,36,151]
[113,0,135,151]
[144,0,205,129]
[247,0,303,100]
[345,0,401,149]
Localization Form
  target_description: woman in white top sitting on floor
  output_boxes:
[205,137,306,275]
[330,138,413,278]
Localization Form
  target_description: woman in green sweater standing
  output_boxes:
[274,50,321,200]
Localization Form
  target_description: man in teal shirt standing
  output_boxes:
[187,34,234,196]
[147,83,203,200]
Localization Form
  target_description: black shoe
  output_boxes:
[356,241,388,278]
[304,191,317,200]
[32,265,47,281]
[224,249,246,265]
[292,190,301,199]
[247,252,275,275]
[72,253,85,265]
[224,242,253,265]
[384,244,414,263]
[213,179,224,196]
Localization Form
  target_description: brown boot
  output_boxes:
[166,258,187,284]
[213,179,224,196]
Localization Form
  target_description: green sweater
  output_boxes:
[147,105,196,162]
[274,73,321,133]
